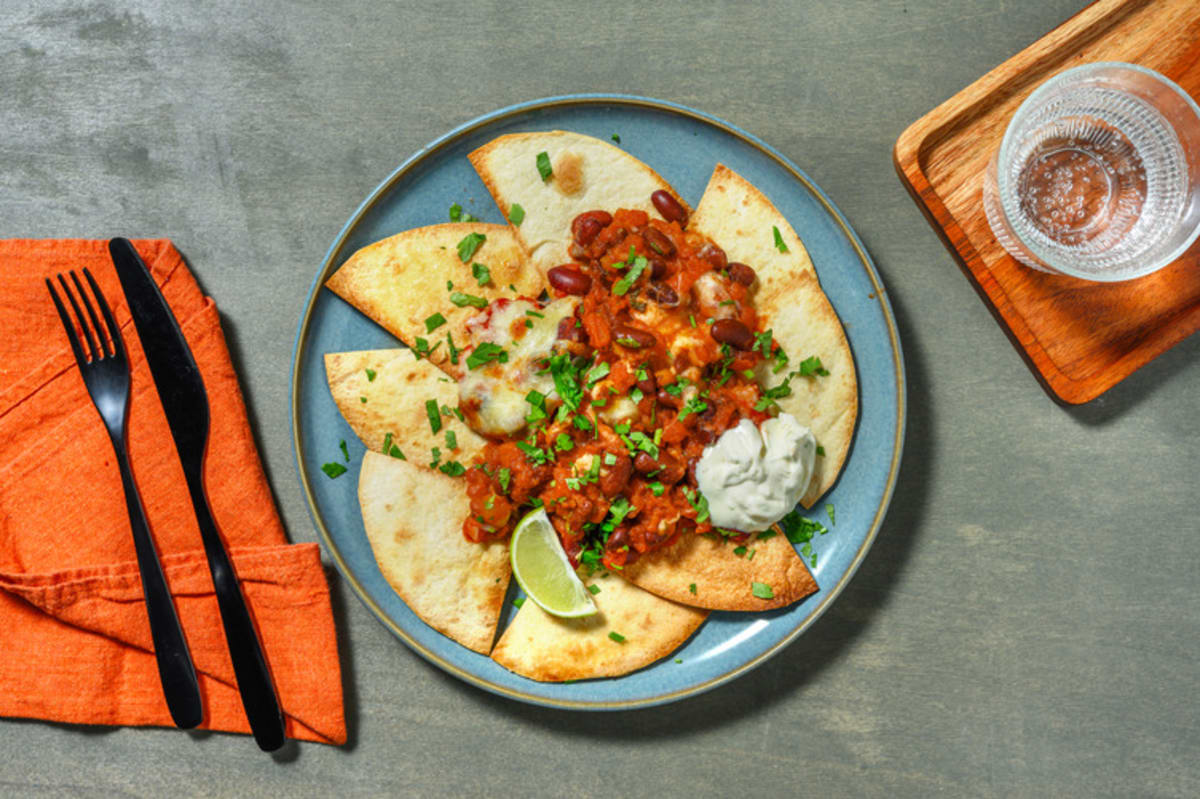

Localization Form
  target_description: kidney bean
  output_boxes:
[698,243,727,270]
[727,261,757,285]
[613,324,657,349]
[655,452,687,485]
[636,370,656,396]
[571,210,612,246]
[599,455,633,495]
[607,527,629,550]
[710,318,755,350]
[633,452,658,474]
[645,282,678,307]
[651,190,688,225]
[648,257,668,280]
[642,227,676,258]
[556,316,585,343]
[547,265,592,295]
[656,389,681,409]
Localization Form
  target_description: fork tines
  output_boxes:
[46,269,124,366]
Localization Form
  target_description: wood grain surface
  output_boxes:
[2,1,1198,798]
[895,0,1200,404]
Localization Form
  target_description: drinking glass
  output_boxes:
[983,62,1200,281]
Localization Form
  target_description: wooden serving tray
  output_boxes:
[894,0,1200,404]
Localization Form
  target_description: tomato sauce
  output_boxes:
[462,203,778,570]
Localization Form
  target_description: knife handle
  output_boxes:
[114,441,204,729]
[187,473,286,752]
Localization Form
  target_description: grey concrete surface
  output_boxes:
[3,1,1198,797]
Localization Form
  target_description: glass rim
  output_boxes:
[995,61,1200,281]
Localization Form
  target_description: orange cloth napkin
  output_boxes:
[0,239,346,745]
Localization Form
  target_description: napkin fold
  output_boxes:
[0,239,346,745]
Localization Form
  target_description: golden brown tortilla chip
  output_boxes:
[325,348,484,464]
[358,452,510,654]
[468,131,689,278]
[491,572,707,681]
[621,531,816,611]
[325,223,543,376]
[689,164,858,506]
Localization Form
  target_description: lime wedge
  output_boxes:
[510,508,598,618]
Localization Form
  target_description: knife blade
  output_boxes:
[109,238,286,752]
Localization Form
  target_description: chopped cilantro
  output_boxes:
[612,255,648,295]
[382,432,393,452]
[752,581,775,599]
[554,432,574,452]
[772,225,789,253]
[321,462,347,479]
[826,503,836,525]
[526,309,545,318]
[798,355,830,377]
[365,368,377,382]
[516,439,551,465]
[472,262,491,286]
[448,203,478,223]
[339,440,350,461]
[607,631,626,643]
[496,468,512,494]
[688,583,697,595]
[629,387,644,404]
[359,396,366,403]
[425,312,446,332]
[678,397,708,420]
[412,337,440,360]
[536,151,552,181]
[778,510,828,543]
[439,461,465,477]
[513,596,525,608]
[465,342,508,370]
[734,546,747,557]
[585,360,610,386]
[548,353,583,410]
[572,413,594,432]
[449,291,488,309]
[425,399,442,434]
[817,445,826,457]
[754,329,774,358]
[445,430,457,450]
[756,529,777,540]
[446,332,460,365]
[388,445,406,460]
[664,378,688,396]
[429,447,441,468]
[508,203,525,225]
[587,584,601,595]
[456,232,486,263]
[649,481,665,496]
[683,488,710,523]
[611,133,621,143]
[614,336,642,349]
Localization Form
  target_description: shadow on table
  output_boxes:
[1057,332,1200,427]
[419,276,934,735]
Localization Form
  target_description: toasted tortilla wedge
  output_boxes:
[358,452,509,654]
[468,131,689,278]
[491,572,707,681]
[621,531,817,611]
[325,223,543,377]
[325,348,485,463]
[689,164,858,506]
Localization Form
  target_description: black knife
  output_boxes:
[109,238,286,752]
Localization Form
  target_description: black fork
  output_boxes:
[47,269,203,729]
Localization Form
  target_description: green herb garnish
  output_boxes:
[472,262,491,286]
[509,203,525,225]
[772,225,788,253]
[752,581,775,599]
[425,312,447,332]
[321,462,347,479]
[465,342,508,370]
[456,232,486,263]
[608,631,626,643]
[536,151,552,181]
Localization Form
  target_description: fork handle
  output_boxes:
[114,445,204,729]
[186,471,286,751]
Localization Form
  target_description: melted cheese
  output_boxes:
[458,297,580,436]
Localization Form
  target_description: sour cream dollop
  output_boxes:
[694,415,817,531]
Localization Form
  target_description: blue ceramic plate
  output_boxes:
[291,95,905,709]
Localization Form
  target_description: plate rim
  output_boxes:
[289,93,907,710]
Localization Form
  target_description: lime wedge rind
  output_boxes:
[510,508,598,619]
